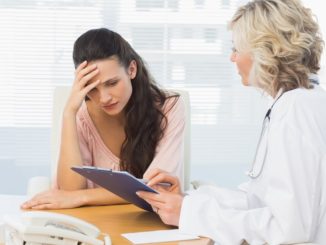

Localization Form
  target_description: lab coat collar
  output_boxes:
[270,73,319,105]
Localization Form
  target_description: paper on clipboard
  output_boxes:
[72,166,157,212]
[122,229,200,244]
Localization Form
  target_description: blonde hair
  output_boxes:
[229,0,324,96]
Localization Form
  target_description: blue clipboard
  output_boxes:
[71,166,157,212]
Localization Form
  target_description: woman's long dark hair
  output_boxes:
[73,28,178,178]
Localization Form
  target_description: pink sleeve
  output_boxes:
[76,115,93,166]
[77,114,97,188]
[53,113,93,189]
[144,96,186,189]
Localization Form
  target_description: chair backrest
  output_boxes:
[50,86,71,179]
[51,86,191,189]
[172,89,191,190]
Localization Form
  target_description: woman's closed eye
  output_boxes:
[104,80,119,87]
[88,87,97,94]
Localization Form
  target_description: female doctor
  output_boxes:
[137,0,326,244]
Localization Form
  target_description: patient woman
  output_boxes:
[138,0,326,244]
[21,28,185,209]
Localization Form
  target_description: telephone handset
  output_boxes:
[4,211,104,245]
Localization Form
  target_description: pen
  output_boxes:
[137,178,172,187]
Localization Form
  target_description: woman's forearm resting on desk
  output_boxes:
[21,188,128,210]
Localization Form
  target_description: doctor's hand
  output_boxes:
[21,189,85,210]
[144,168,182,194]
[136,191,184,227]
[64,60,100,115]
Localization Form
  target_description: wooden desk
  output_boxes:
[51,204,213,245]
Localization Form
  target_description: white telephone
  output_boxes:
[3,211,104,245]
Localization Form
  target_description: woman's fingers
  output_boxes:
[81,80,100,95]
[21,192,47,209]
[75,68,99,90]
[65,62,100,113]
[75,65,99,89]
[21,190,82,210]
[21,197,50,209]
[31,203,56,210]
[75,60,88,75]
[21,190,61,209]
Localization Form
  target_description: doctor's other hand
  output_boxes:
[137,191,184,226]
[144,168,182,194]
[21,189,85,210]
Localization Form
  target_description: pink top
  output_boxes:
[76,96,185,189]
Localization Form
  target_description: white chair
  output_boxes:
[171,89,191,190]
[50,86,70,182]
[25,87,70,195]
[50,86,191,190]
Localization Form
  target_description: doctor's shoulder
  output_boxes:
[270,87,326,128]
[289,86,326,115]
[281,87,326,136]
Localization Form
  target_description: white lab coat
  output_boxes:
[179,86,326,245]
